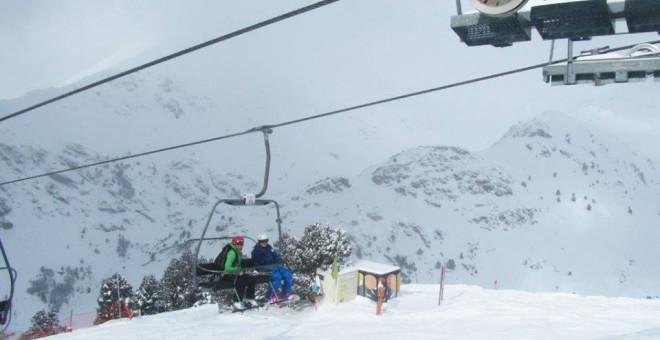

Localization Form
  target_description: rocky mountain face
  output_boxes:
[2,75,659,331]
[282,111,660,296]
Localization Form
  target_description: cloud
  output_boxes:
[59,45,147,87]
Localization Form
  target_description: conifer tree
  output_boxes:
[160,251,198,311]
[274,232,302,270]
[93,273,134,325]
[19,309,67,339]
[274,222,353,297]
[135,274,164,315]
[297,222,352,272]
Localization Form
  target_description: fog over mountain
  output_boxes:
[2,67,660,332]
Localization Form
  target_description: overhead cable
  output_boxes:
[264,40,660,129]
[0,0,340,123]
[1,39,658,187]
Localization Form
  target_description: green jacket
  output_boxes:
[224,244,242,272]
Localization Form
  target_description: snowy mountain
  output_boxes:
[1,73,660,333]
[283,113,660,297]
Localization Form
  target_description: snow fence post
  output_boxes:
[438,263,446,306]
[116,276,121,318]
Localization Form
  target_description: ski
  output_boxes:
[268,294,300,307]
[217,301,264,314]
[231,303,264,313]
[218,294,310,313]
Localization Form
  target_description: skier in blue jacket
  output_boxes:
[251,233,293,302]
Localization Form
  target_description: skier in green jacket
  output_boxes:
[222,236,258,309]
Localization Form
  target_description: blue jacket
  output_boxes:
[251,244,281,267]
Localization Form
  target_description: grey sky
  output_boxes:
[0,0,308,99]
[1,0,658,158]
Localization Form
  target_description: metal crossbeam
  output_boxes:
[543,55,660,85]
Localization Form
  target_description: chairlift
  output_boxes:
[191,198,284,293]
[451,0,660,85]
[0,237,16,330]
[451,0,660,47]
[190,128,285,298]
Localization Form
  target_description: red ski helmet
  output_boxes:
[231,235,244,245]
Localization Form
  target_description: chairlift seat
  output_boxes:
[195,262,272,291]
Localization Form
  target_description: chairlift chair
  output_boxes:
[188,128,288,303]
[191,198,284,294]
[0,237,16,329]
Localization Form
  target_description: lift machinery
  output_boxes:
[451,0,660,85]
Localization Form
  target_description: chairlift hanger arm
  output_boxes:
[243,127,273,199]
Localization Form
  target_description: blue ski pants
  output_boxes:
[267,266,293,298]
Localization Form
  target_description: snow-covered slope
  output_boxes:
[43,284,660,340]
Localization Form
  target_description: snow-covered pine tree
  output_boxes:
[297,222,352,272]
[159,251,199,311]
[274,232,300,269]
[30,310,58,330]
[135,274,164,315]
[93,273,134,325]
[19,309,67,340]
[275,222,353,297]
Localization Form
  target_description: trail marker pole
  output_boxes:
[438,264,446,306]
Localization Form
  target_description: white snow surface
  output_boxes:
[353,260,400,275]
[46,284,660,340]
